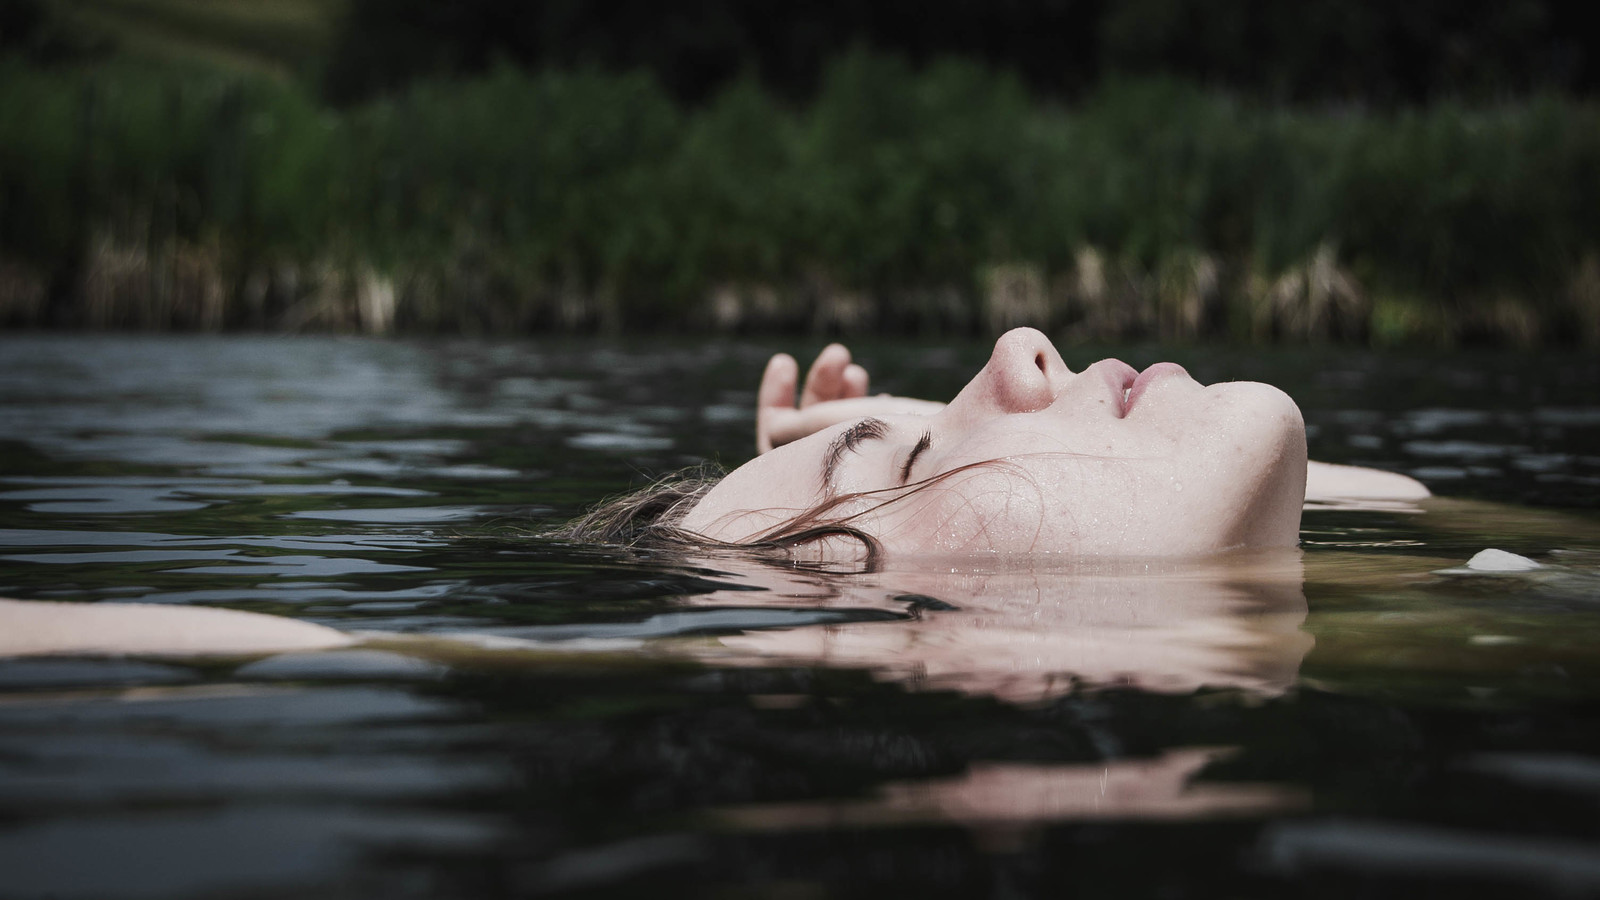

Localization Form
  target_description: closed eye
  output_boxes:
[900,430,932,484]
[822,417,889,494]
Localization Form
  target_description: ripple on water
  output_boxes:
[285,506,490,524]
[2,336,1599,898]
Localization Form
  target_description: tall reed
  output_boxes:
[2,56,1597,343]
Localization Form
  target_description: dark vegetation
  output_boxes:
[321,0,1600,106]
[1,0,1598,343]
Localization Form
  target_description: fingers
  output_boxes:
[756,353,798,454]
[842,363,869,399]
[757,346,873,454]
[758,353,799,411]
[800,343,853,408]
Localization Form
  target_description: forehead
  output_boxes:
[680,424,845,540]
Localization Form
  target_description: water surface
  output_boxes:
[2,334,1599,899]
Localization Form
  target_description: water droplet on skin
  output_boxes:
[1173,481,1183,492]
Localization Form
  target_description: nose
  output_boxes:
[974,327,1070,413]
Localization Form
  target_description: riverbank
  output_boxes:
[3,57,1598,345]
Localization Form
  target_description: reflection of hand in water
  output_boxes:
[679,550,1313,704]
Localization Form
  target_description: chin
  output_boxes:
[1214,406,1309,549]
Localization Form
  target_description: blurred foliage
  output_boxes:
[317,0,1598,106]
[31,0,1585,107]
[2,0,1599,342]
[319,0,1104,106]
[2,54,1598,343]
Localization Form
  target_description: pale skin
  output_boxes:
[682,548,1314,703]
[683,327,1430,556]
[1,328,1428,655]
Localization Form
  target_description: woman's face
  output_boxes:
[682,328,1308,557]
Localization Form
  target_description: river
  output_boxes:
[2,334,1598,898]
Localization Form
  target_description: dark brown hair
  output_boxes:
[549,458,1024,568]
[547,464,884,565]
[549,466,726,548]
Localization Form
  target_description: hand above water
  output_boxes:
[756,344,945,453]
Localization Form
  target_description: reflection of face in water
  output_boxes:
[716,747,1306,835]
[683,328,1308,557]
[674,551,1313,829]
[678,550,1312,705]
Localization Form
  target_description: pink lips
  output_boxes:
[1123,362,1189,415]
[1086,359,1139,415]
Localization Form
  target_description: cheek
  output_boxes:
[868,468,1055,553]
[1165,389,1307,547]
[858,387,1306,557]
[863,447,1295,557]
[870,464,1163,555]
[1193,388,1306,483]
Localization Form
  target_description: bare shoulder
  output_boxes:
[1305,461,1431,503]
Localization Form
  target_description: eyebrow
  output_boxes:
[900,430,932,484]
[822,417,889,495]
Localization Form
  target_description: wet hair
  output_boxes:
[549,464,885,566]
[550,458,1023,568]
[551,466,726,548]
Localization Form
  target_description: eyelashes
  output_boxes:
[900,430,932,484]
[824,417,890,489]
[842,417,889,451]
[824,418,931,493]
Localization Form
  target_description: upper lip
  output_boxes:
[1084,359,1139,417]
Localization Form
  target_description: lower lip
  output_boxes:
[1124,362,1189,414]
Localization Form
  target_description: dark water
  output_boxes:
[2,334,1599,899]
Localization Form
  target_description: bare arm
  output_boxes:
[0,598,352,657]
[1304,461,1430,504]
